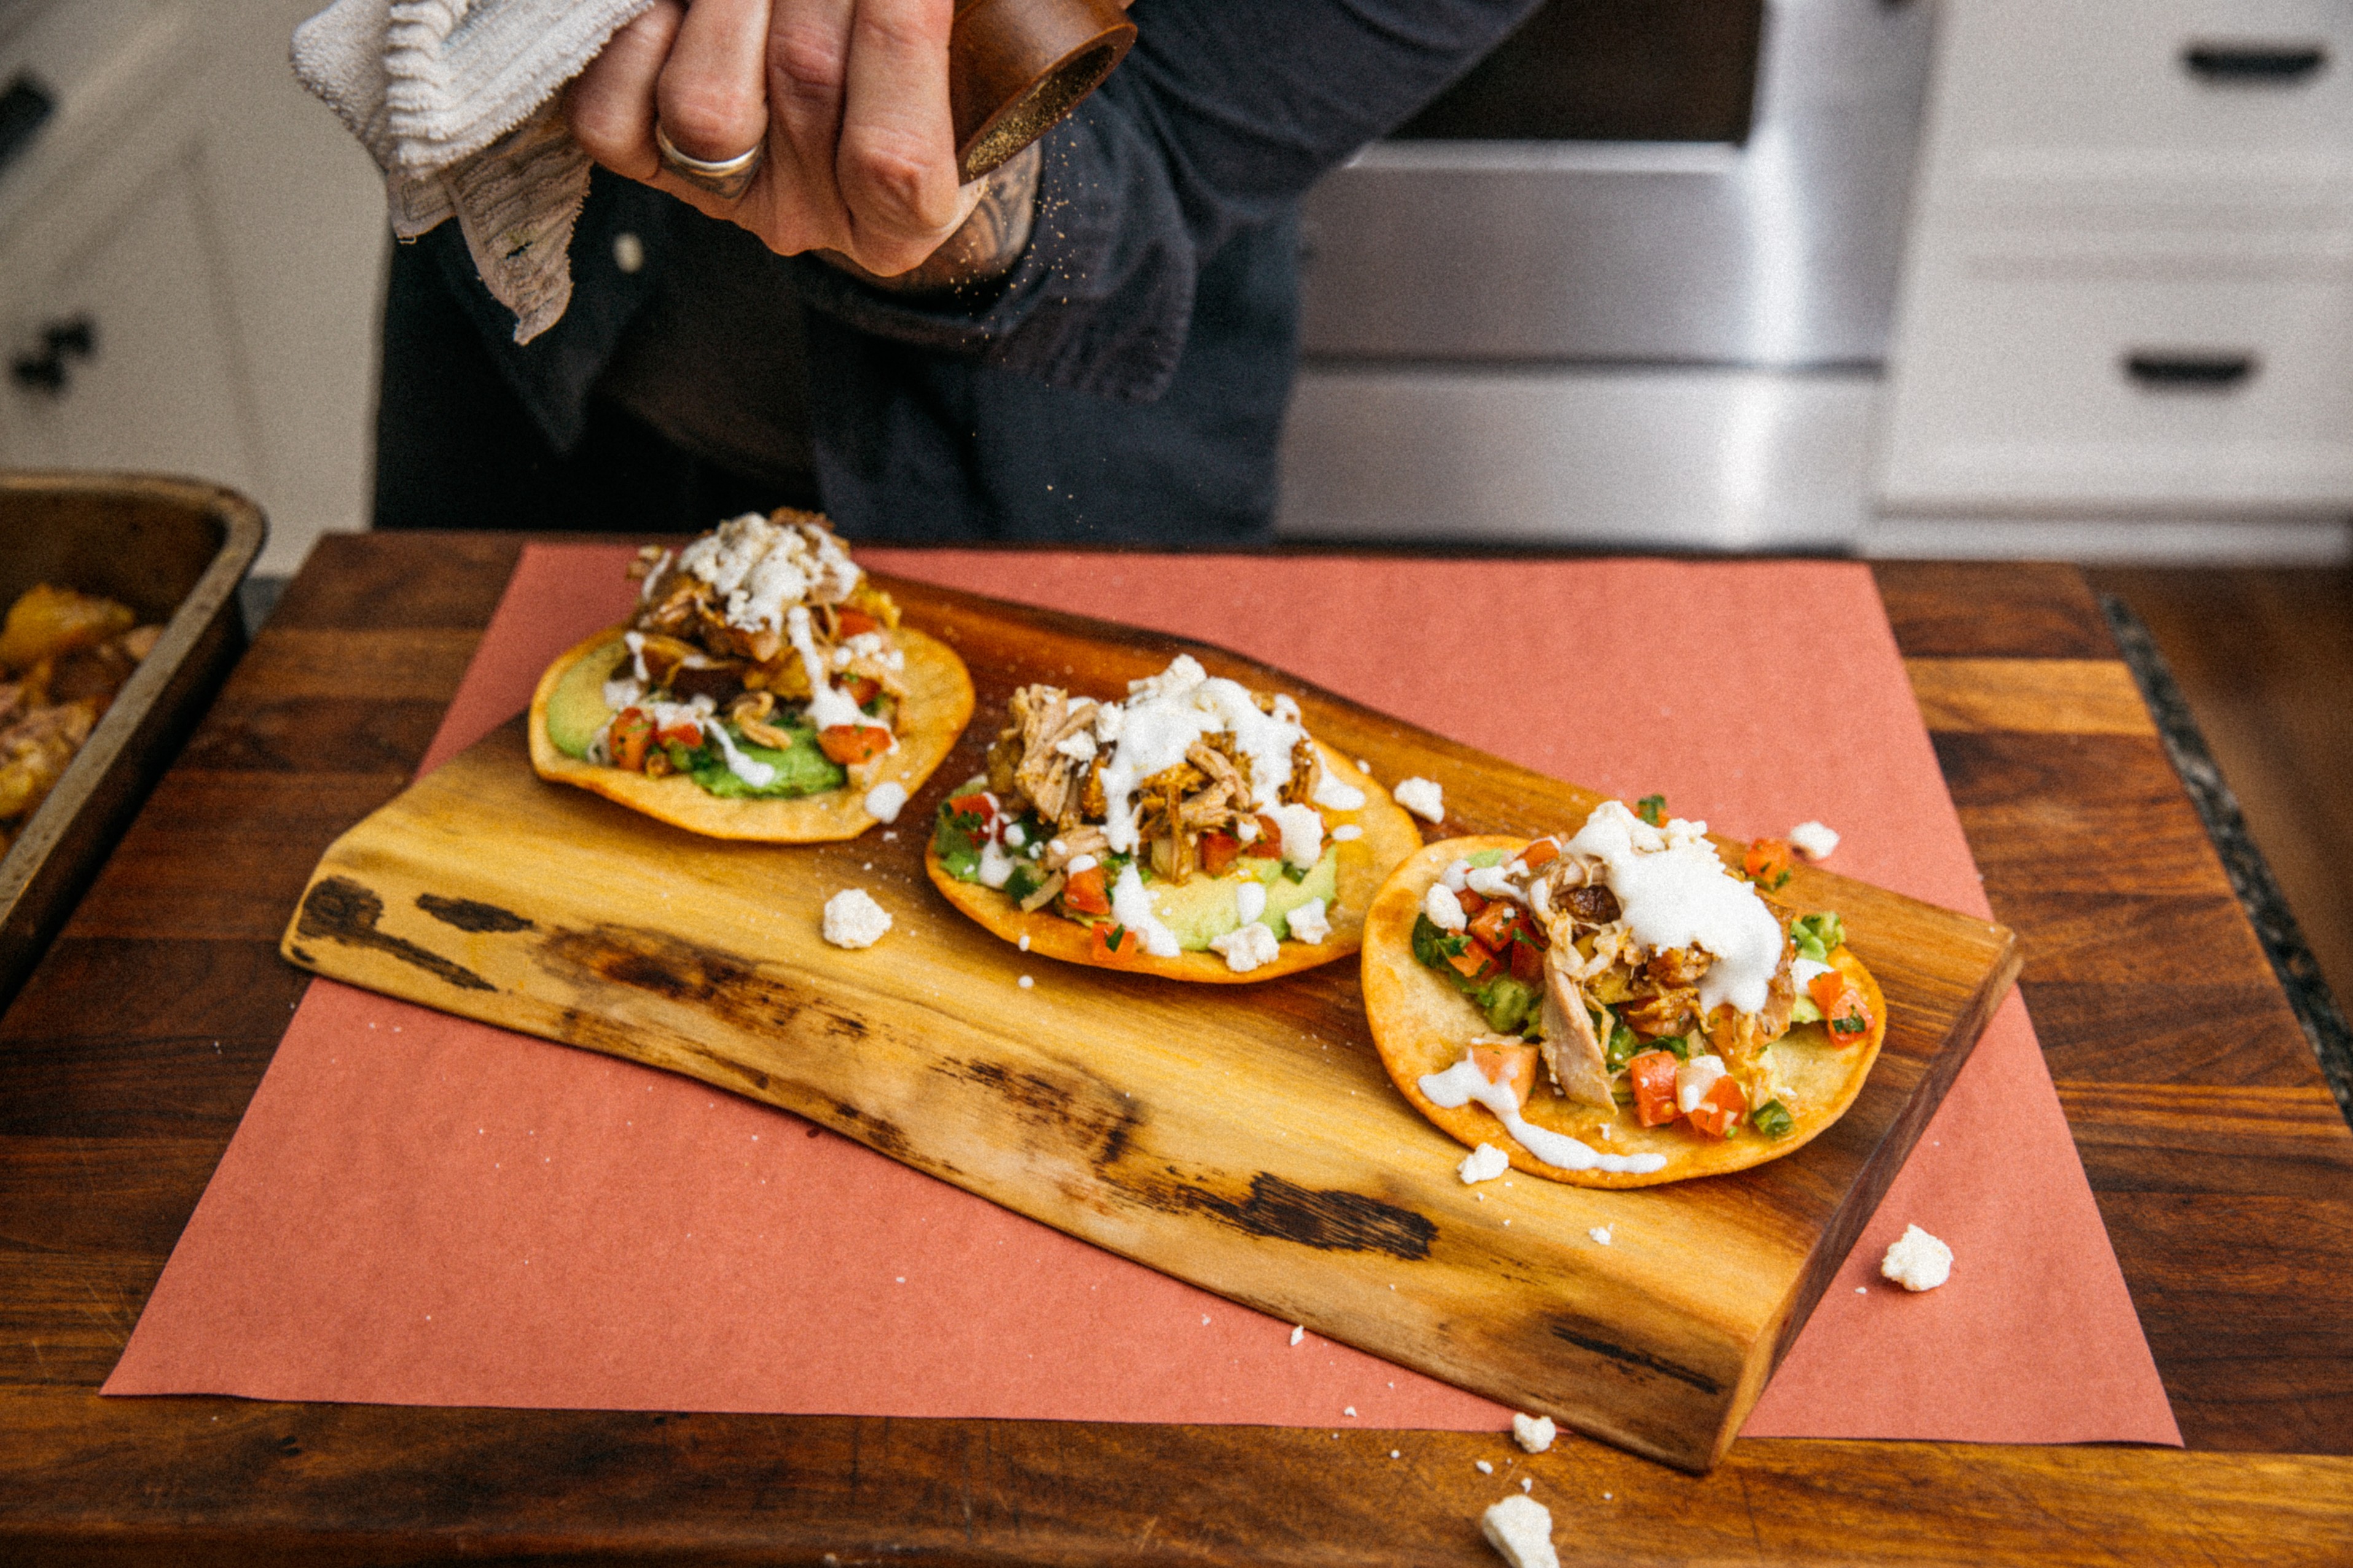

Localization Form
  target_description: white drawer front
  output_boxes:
[1879,265,2353,510]
[1936,0,2353,195]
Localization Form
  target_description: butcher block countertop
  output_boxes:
[2,537,2350,1566]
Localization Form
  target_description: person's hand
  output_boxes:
[568,0,985,279]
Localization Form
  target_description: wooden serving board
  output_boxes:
[280,577,2019,1473]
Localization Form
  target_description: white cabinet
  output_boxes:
[1877,0,2353,517]
[0,0,386,574]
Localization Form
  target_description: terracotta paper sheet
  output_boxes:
[107,547,2180,1446]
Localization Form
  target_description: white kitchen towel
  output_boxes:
[292,0,653,343]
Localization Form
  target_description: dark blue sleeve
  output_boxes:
[786,0,1538,402]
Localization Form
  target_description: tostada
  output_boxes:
[1361,800,1886,1187]
[926,654,1422,981]
[528,510,973,840]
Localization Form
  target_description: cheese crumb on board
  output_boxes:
[821,889,891,949]
[1394,776,1446,823]
[1290,1325,1305,1346]
[1480,1494,1558,1568]
[1789,819,1840,860]
[1881,1224,1953,1292]
[1476,1460,1494,1475]
[1459,1143,1509,1184]
[1588,1226,1612,1247]
[1511,1413,1557,1454]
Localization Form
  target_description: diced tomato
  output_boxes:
[1063,865,1113,916]
[655,717,705,750]
[1470,1041,1539,1107]
[1687,1074,1747,1139]
[834,608,879,638]
[1087,922,1142,964]
[1200,832,1242,876]
[844,676,882,708]
[948,791,996,825]
[1469,901,1538,954]
[1242,814,1285,856]
[1628,1050,1682,1127]
[1508,937,1546,986]
[1454,888,1490,919]
[819,724,892,765]
[1810,970,1874,1047]
[1444,937,1501,985]
[1517,838,1560,872]
[608,709,653,772]
[1744,837,1793,886]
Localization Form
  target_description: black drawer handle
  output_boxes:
[10,316,96,396]
[0,72,55,178]
[2123,351,2257,391]
[2182,42,2328,84]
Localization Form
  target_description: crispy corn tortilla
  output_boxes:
[1361,836,1887,1188]
[924,747,1423,982]
[527,624,974,841]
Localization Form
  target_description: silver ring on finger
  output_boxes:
[654,123,765,201]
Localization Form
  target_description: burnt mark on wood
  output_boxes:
[831,1101,911,1160]
[1548,1322,1723,1396]
[1115,1169,1436,1260]
[933,1056,1145,1174]
[415,893,534,934]
[295,877,496,993]
[538,923,846,1040]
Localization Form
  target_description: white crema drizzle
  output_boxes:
[1565,800,1785,1016]
[1094,656,1309,856]
[1418,1057,1668,1176]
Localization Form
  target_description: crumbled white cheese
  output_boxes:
[1458,1143,1509,1184]
[1017,932,1030,952]
[821,889,891,950]
[1440,857,1471,893]
[1512,1413,1557,1454]
[1789,819,1841,860]
[1211,921,1282,973]
[1054,729,1098,762]
[1017,975,1034,989]
[1331,823,1363,841]
[1286,897,1331,945]
[1357,758,1373,774]
[1394,776,1446,822]
[863,781,907,823]
[1519,1478,1533,1494]
[1881,1224,1953,1292]
[1588,1226,1612,1247]
[1480,1494,1559,1568]
[1234,881,1269,925]
[674,512,860,633]
[1674,1053,1728,1115]
[1269,802,1324,870]
[1313,771,1367,811]
[1423,883,1468,933]
[1290,1325,1305,1346]
[1476,1460,1494,1475]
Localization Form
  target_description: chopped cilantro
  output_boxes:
[1411,913,1540,1034]
[1281,860,1308,884]
[931,798,985,882]
[1003,864,1045,905]
[1830,1013,1869,1037]
[1635,794,1666,827]
[1604,1023,1643,1072]
[1752,1100,1795,1139]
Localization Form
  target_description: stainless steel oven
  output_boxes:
[1278,0,1935,549]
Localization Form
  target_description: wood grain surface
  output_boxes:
[278,580,2013,1473]
[4,541,2351,1564]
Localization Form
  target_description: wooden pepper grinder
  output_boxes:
[950,0,1135,182]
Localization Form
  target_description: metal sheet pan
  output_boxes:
[0,470,264,1007]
